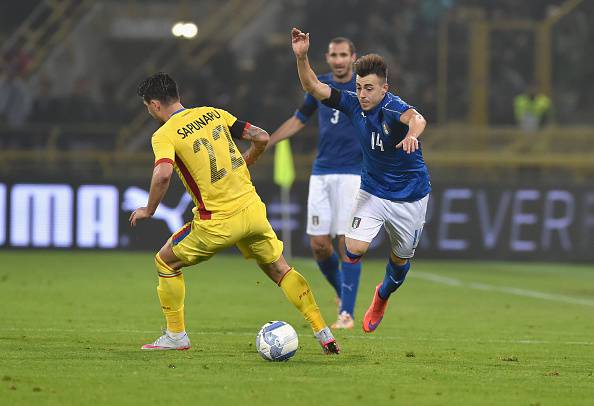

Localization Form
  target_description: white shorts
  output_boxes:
[346,190,429,259]
[306,174,361,237]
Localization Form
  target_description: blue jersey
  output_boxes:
[294,73,362,175]
[323,88,431,202]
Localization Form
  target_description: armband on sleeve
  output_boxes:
[321,87,341,109]
[230,120,250,139]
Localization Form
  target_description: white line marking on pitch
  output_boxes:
[411,271,594,307]
[343,335,594,346]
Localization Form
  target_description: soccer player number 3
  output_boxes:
[330,109,340,124]
[192,125,244,183]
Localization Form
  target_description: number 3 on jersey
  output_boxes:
[371,131,384,151]
[330,109,340,124]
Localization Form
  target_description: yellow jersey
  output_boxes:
[151,106,258,220]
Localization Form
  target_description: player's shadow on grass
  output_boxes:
[305,354,368,362]
[261,353,369,365]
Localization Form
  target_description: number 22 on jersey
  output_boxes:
[192,124,244,183]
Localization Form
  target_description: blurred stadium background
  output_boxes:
[1,0,593,260]
[2,2,594,405]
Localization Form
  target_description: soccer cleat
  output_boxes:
[331,311,354,330]
[362,283,389,333]
[141,330,191,350]
[322,339,340,355]
[314,326,340,355]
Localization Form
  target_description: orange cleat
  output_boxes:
[362,283,389,333]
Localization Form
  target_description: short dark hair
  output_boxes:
[329,37,356,55]
[354,54,387,82]
[137,72,179,104]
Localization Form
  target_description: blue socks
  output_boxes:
[378,260,411,300]
[316,252,341,297]
[340,261,361,316]
[345,248,362,264]
[318,248,364,317]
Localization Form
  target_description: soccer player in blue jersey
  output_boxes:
[290,28,431,333]
[269,37,363,329]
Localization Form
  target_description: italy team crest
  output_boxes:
[382,121,390,135]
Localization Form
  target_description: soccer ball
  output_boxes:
[256,321,299,361]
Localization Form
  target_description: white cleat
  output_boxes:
[141,331,191,351]
[331,311,355,330]
[314,327,340,355]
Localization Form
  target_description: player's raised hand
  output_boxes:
[291,28,310,59]
[129,207,151,226]
[396,136,419,154]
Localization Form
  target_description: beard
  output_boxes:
[333,69,349,79]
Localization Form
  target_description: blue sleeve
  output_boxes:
[294,92,318,123]
[321,87,359,118]
[384,96,414,124]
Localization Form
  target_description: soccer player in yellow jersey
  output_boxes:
[129,72,339,354]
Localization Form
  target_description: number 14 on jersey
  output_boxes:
[371,131,384,151]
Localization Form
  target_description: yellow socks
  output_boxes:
[279,268,326,333]
[152,258,324,336]
[154,254,185,333]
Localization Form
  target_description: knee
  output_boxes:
[389,253,409,267]
[155,253,182,275]
[344,239,368,264]
[309,237,333,260]
[156,245,184,270]
[345,239,368,257]
[259,256,292,285]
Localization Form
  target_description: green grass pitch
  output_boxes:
[1,251,593,405]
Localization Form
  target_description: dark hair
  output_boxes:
[137,72,179,104]
[354,54,387,82]
[329,37,356,55]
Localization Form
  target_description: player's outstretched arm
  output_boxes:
[292,28,331,101]
[267,116,305,149]
[396,109,427,154]
[129,162,173,226]
[240,124,270,166]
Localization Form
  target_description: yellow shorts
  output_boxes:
[170,199,284,266]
